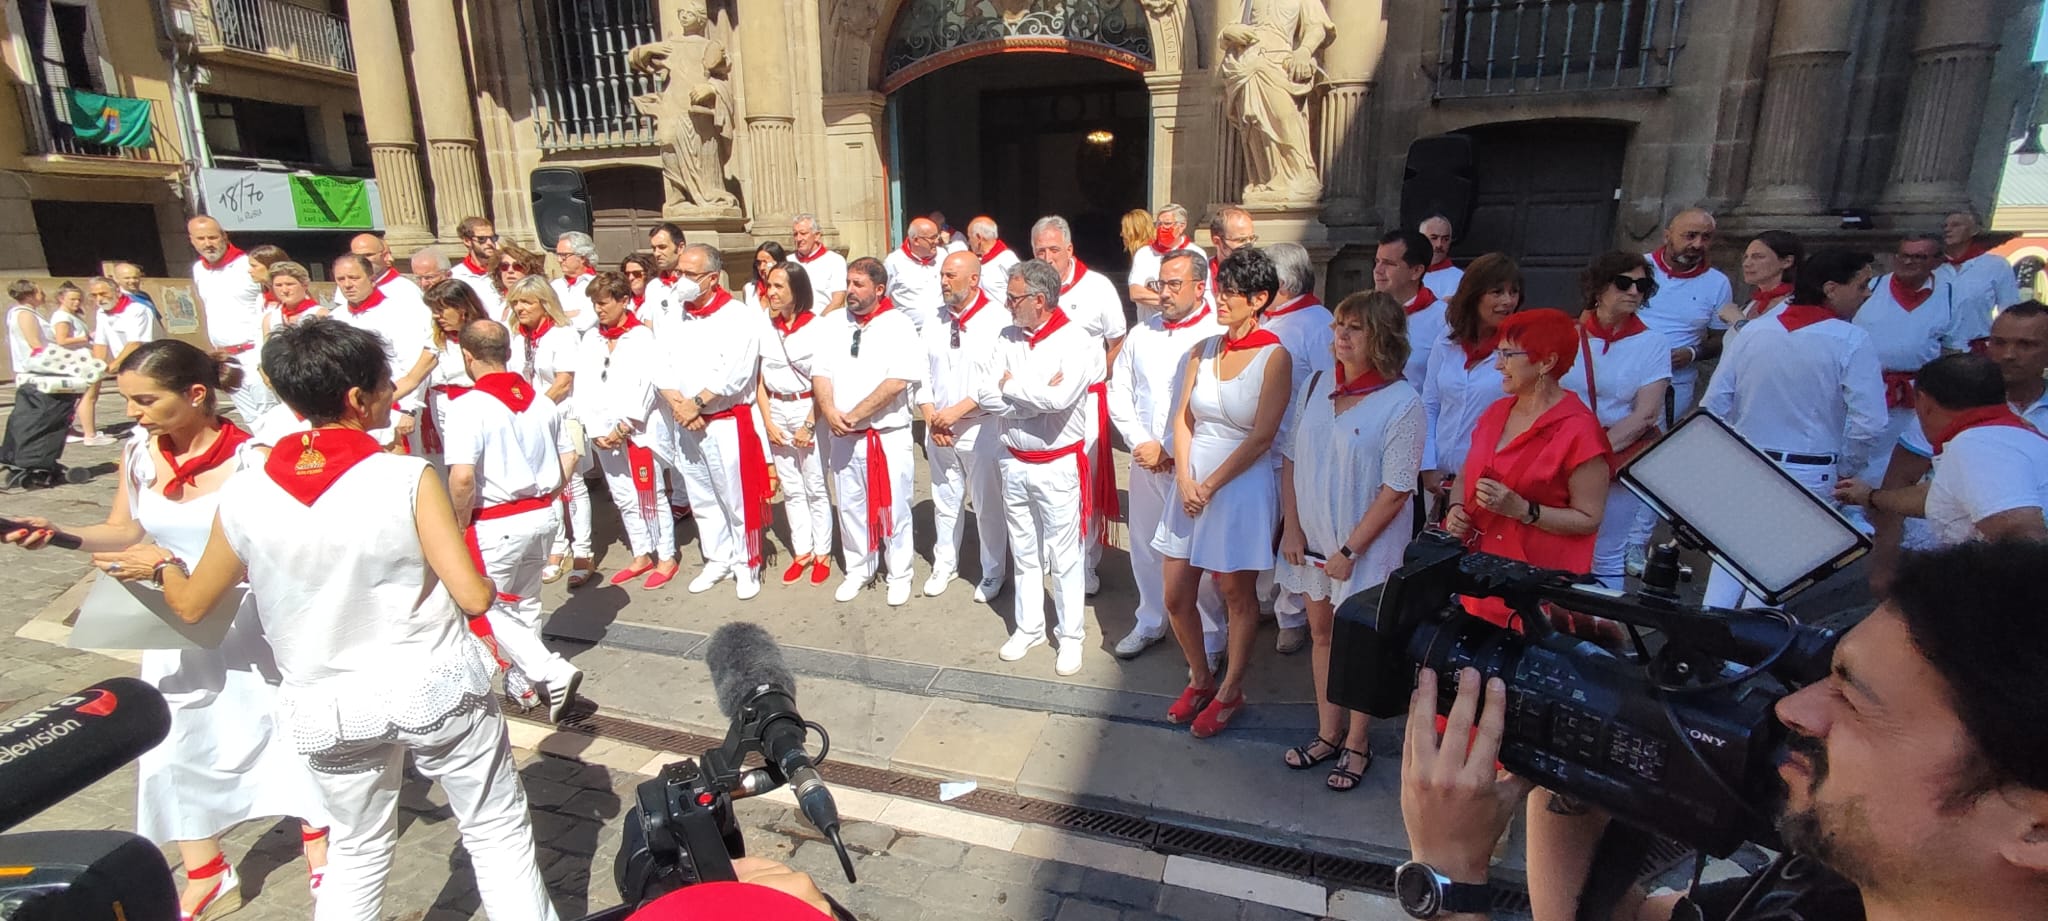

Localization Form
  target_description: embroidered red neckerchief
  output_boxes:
[519,316,555,346]
[280,298,321,320]
[158,421,250,495]
[374,267,401,288]
[197,245,247,272]
[1890,274,1934,311]
[1945,243,1992,268]
[982,240,1010,262]
[1026,308,1072,349]
[1059,260,1090,296]
[345,288,387,316]
[1931,404,2045,455]
[1223,328,1281,353]
[1777,303,1838,332]
[1329,366,1393,401]
[1581,310,1649,346]
[1162,306,1211,330]
[264,427,381,506]
[597,311,644,340]
[684,287,732,319]
[1404,287,1438,316]
[1745,283,1792,319]
[1427,258,1454,273]
[460,255,487,276]
[795,245,829,264]
[900,243,935,267]
[1264,294,1321,319]
[852,296,894,327]
[467,372,537,413]
[105,295,134,316]
[1651,248,1709,280]
[773,311,815,337]
[952,291,991,329]
[1149,233,1189,256]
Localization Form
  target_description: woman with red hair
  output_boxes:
[1443,308,1611,627]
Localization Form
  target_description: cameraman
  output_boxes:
[1398,539,2048,921]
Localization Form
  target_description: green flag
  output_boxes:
[63,88,152,149]
[288,175,374,229]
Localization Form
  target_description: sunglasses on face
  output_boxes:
[624,270,646,278]
[1611,276,1657,295]
[467,234,500,244]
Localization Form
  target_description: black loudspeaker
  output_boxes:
[1399,134,1476,236]
[530,167,593,249]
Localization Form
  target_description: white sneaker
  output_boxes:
[81,433,116,447]
[1085,570,1101,596]
[834,576,865,603]
[1113,627,1165,659]
[688,565,731,594]
[734,568,761,601]
[886,578,912,607]
[546,667,583,724]
[1055,641,1084,676]
[923,567,955,597]
[972,576,1005,603]
[998,631,1046,662]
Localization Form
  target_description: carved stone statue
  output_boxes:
[629,1,740,217]
[1141,0,1192,71]
[1218,0,1333,205]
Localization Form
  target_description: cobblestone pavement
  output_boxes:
[0,391,1323,920]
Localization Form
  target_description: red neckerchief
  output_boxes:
[460,255,487,276]
[630,290,648,310]
[1889,274,1934,311]
[1150,234,1188,256]
[1651,248,1709,280]
[573,267,596,281]
[518,315,555,347]
[1060,260,1090,296]
[1162,306,1211,330]
[1581,310,1649,349]
[952,291,991,329]
[795,245,829,264]
[1931,404,2045,455]
[1222,328,1281,353]
[1777,303,1838,332]
[1026,308,1072,349]
[1404,287,1438,316]
[1461,330,1503,369]
[1745,283,1792,319]
[684,287,732,319]
[1264,294,1321,319]
[345,288,387,316]
[1945,243,1992,268]
[158,421,250,495]
[280,298,321,320]
[852,296,894,327]
[597,311,644,340]
[374,267,401,287]
[658,270,680,286]
[105,295,134,316]
[752,280,770,303]
[983,240,1010,262]
[467,371,537,413]
[1427,258,1454,273]
[900,243,935,267]
[773,311,815,337]
[264,427,381,506]
[197,245,246,272]
[1329,366,1393,401]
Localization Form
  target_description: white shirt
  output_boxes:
[922,291,1007,438]
[512,323,580,393]
[6,302,50,371]
[883,246,945,332]
[1059,261,1129,348]
[449,256,506,324]
[813,303,925,431]
[1701,310,1888,476]
[1924,424,2048,545]
[92,297,159,355]
[1937,252,2019,343]
[789,247,849,306]
[1262,295,1335,450]
[335,289,436,414]
[1854,273,1974,373]
[1420,333,1506,475]
[977,242,1022,307]
[441,385,571,506]
[264,300,330,335]
[1400,290,1449,387]
[192,249,265,349]
[551,272,599,334]
[1128,239,1207,291]
[1640,252,1733,387]
[652,289,765,416]
[973,311,1106,454]
[1559,326,1675,427]
[640,272,693,331]
[573,322,673,459]
[1109,306,1213,453]
[1902,391,2048,457]
[247,402,309,448]
[1423,263,1464,301]
[763,313,828,397]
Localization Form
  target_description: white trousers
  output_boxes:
[830,426,915,585]
[595,444,674,561]
[1000,453,1086,642]
[767,397,832,558]
[674,414,752,572]
[549,470,593,560]
[1862,407,1915,485]
[927,423,1007,578]
[1126,465,1173,637]
[475,507,577,689]
[1702,459,1835,609]
[225,353,278,423]
[1083,396,1105,576]
[309,704,558,921]
[1591,482,1647,590]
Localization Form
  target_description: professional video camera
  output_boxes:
[1330,411,1873,858]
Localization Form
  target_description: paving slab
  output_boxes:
[890,696,1051,786]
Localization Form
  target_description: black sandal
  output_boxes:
[1284,736,1341,770]
[1327,747,1373,792]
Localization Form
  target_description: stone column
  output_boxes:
[1317,0,1383,226]
[821,91,887,258]
[407,0,488,240]
[1738,0,1858,214]
[346,0,430,246]
[738,0,800,229]
[1879,0,2003,209]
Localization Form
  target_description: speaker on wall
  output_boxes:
[530,167,592,248]
[1399,134,1476,237]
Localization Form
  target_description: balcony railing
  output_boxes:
[515,0,661,152]
[14,84,174,163]
[194,0,356,75]
[1434,0,1686,99]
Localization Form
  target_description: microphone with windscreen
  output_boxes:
[0,677,171,831]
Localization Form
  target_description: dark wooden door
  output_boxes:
[1454,120,1629,311]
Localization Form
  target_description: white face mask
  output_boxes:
[669,275,702,305]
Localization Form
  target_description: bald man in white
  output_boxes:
[883,217,946,332]
[186,215,278,420]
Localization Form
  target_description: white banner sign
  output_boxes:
[200,168,384,233]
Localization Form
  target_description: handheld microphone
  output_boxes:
[0,677,170,831]
[0,517,84,550]
[705,623,853,883]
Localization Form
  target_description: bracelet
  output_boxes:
[151,556,189,588]
[1525,503,1542,526]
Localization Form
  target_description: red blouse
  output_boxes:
[1458,391,1611,627]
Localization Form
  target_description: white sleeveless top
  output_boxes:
[216,452,495,754]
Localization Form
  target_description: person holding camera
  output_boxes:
[1397,539,2048,921]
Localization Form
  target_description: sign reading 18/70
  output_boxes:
[200,169,384,233]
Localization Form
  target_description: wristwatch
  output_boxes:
[1336,544,1356,560]
[1395,861,1491,918]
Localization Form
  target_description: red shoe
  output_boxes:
[1191,691,1245,739]
[1166,684,1217,724]
[643,565,679,590]
[180,853,242,921]
[782,558,809,585]
[809,558,832,586]
[609,560,655,586]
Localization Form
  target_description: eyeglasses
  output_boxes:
[467,234,500,244]
[1222,234,1259,246]
[1495,348,1530,361]
[1610,275,1657,295]
[1005,292,1041,306]
[1893,252,1939,263]
[1145,279,1199,294]
[624,269,646,278]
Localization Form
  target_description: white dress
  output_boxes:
[127,434,326,843]
[1152,337,1283,572]
[1275,374,1425,603]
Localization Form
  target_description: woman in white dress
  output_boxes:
[504,275,596,589]
[1152,247,1294,738]
[419,280,500,462]
[4,340,329,920]
[1275,291,1424,790]
[1559,252,1673,589]
[261,261,329,338]
[756,260,835,586]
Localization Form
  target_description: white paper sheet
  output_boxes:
[68,572,240,651]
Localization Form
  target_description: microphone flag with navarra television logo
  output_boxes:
[63,88,153,148]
